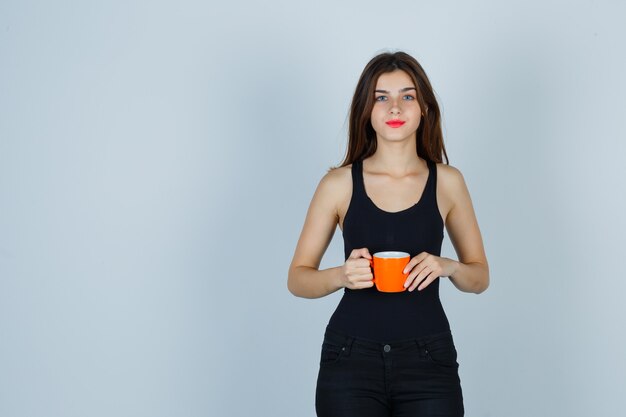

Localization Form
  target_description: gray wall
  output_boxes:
[1,1,625,416]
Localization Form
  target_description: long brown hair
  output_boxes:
[331,50,449,171]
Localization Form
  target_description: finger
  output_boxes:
[403,251,429,274]
[357,258,373,268]
[347,262,372,276]
[403,269,419,288]
[405,262,430,288]
[408,265,433,291]
[349,248,371,260]
[348,266,373,277]
[356,280,375,289]
[418,273,440,291]
[350,277,374,289]
[352,271,374,281]
[414,271,439,292]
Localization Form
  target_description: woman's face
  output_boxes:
[370,70,422,143]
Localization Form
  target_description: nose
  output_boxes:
[388,97,401,115]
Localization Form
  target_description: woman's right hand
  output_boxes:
[340,248,375,290]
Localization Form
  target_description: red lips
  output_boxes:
[386,119,405,127]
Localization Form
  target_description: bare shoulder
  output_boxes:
[436,163,466,191]
[288,164,352,272]
[323,163,352,188]
[320,164,352,213]
[434,162,470,222]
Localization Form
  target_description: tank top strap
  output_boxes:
[350,159,367,201]
[426,159,436,193]
[421,159,437,204]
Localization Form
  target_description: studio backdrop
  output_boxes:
[1,1,625,416]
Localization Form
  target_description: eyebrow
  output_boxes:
[374,87,417,93]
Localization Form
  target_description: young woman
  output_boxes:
[287,50,489,417]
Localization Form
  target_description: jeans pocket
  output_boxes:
[319,341,346,367]
[423,334,459,371]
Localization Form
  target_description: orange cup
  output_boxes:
[368,251,410,292]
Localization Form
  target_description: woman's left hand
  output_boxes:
[402,252,458,292]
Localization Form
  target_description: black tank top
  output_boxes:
[326,158,451,341]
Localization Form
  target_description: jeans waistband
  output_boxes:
[323,325,453,355]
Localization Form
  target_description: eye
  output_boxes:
[375,96,387,101]
[404,95,415,100]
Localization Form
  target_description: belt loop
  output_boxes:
[344,336,355,356]
[415,338,426,349]
[414,338,426,358]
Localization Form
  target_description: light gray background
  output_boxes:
[1,1,625,416]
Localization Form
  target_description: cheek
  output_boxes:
[370,116,385,131]
[370,107,386,123]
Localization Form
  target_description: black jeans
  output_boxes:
[315,326,464,417]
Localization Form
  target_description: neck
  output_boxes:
[367,138,422,175]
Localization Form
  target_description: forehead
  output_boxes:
[375,70,415,88]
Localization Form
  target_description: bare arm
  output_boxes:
[441,165,490,294]
[289,266,345,299]
[290,166,441,297]
[287,171,346,299]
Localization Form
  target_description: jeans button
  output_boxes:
[383,344,391,353]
